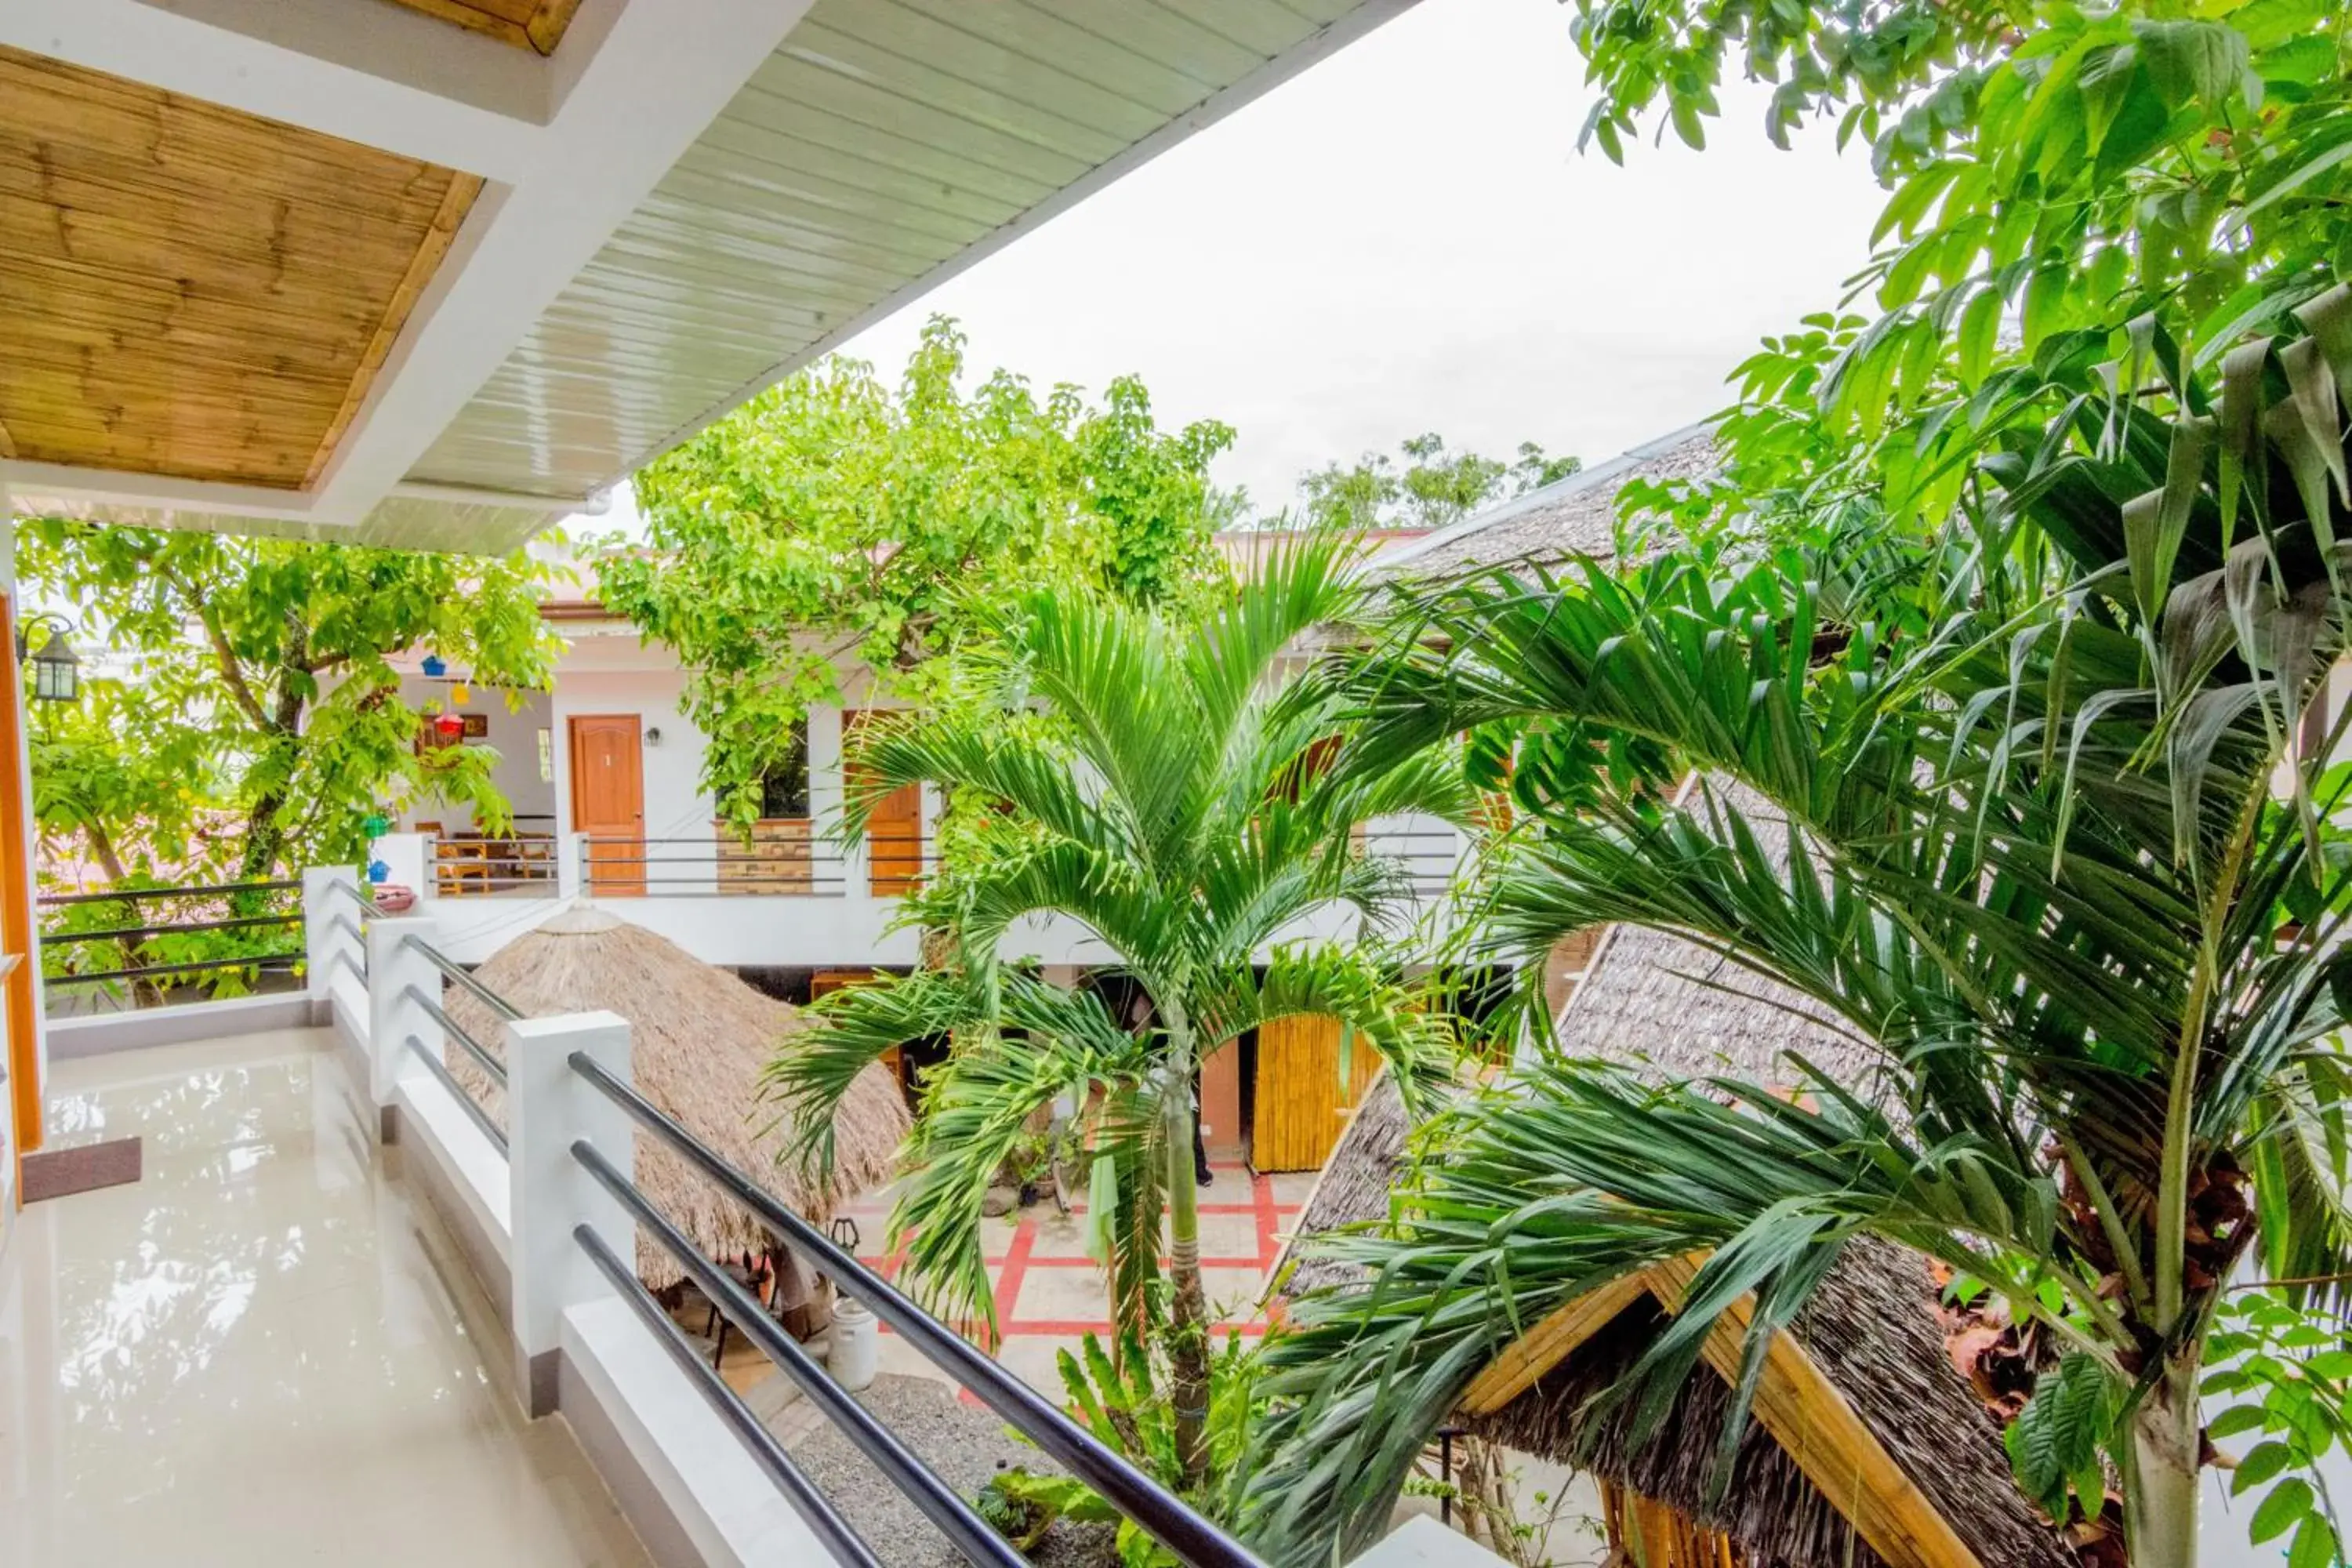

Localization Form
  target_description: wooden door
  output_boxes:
[844,712,923,898]
[568,714,644,895]
[1251,1014,1381,1172]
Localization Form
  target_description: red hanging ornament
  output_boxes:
[433,711,465,739]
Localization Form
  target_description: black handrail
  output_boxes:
[47,953,302,986]
[567,1051,1261,1568]
[41,913,303,944]
[573,1224,885,1568]
[572,1141,1023,1568]
[38,878,300,906]
[403,1035,508,1155]
[401,934,521,1022]
[403,984,507,1090]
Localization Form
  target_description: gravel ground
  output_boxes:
[779,1372,1116,1568]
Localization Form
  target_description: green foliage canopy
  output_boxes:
[598,317,1236,824]
[17,517,557,884]
[1293,433,1580,533]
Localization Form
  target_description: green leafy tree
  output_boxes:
[15,517,557,882]
[1296,434,1578,533]
[598,316,1235,825]
[1562,0,2352,546]
[1247,296,2352,1568]
[766,532,1464,1489]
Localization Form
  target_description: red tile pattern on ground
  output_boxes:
[848,1163,1300,1340]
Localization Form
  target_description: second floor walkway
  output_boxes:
[0,1026,649,1567]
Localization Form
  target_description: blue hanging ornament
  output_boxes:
[420,655,448,677]
[367,859,391,884]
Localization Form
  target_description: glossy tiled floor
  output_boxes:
[0,1027,649,1567]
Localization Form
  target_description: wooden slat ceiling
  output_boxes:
[0,47,482,490]
[371,0,586,55]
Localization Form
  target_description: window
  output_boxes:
[758,722,811,819]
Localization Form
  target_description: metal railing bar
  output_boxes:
[329,949,366,985]
[328,914,365,949]
[572,1224,886,1568]
[403,984,507,1090]
[571,1141,1024,1568]
[400,934,522,1021]
[45,953,302,986]
[39,913,303,945]
[37,878,301,906]
[402,1035,508,1155]
[327,879,375,910]
[566,1052,1260,1568]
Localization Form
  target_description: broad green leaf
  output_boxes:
[2252,1477,2315,1544]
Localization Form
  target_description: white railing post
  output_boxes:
[557,830,586,899]
[505,1009,632,1417]
[302,866,359,1006]
[365,915,441,1123]
[372,832,430,905]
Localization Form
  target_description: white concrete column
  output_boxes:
[303,866,361,1004]
[372,831,429,902]
[365,915,441,1117]
[555,830,585,899]
[506,1009,632,1417]
[808,705,858,895]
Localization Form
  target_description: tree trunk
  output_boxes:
[2125,1363,2201,1568]
[1163,1043,1211,1490]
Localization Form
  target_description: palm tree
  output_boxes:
[767,530,1462,1486]
[1245,293,2352,1568]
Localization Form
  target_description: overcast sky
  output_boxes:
[595,0,1893,535]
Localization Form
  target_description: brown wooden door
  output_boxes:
[844,711,923,898]
[1252,1014,1381,1172]
[568,714,644,895]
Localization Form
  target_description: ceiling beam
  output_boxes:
[307,0,816,521]
[0,0,551,179]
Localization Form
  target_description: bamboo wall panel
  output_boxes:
[0,48,481,488]
[372,0,584,55]
[1602,1482,1744,1568]
[1253,1014,1381,1173]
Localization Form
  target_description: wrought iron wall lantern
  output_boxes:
[16,614,79,703]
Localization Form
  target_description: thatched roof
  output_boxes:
[1469,1237,2077,1568]
[1377,423,1718,582]
[444,905,908,1290]
[1552,782,1889,1100]
[1276,1073,1412,1298]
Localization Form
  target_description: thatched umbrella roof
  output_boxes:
[443,905,908,1290]
[1273,783,2073,1567]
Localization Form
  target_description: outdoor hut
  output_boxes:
[1272,804,2079,1568]
[442,905,909,1294]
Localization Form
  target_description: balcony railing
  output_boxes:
[564,1053,1256,1568]
[298,860,1263,1568]
[577,826,935,898]
[38,877,306,1010]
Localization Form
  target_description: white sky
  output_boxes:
[588,0,1893,536]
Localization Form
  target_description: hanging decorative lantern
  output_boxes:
[420,654,447,677]
[450,681,472,705]
[367,859,391,884]
[362,814,390,839]
[16,615,80,704]
[433,711,465,739]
